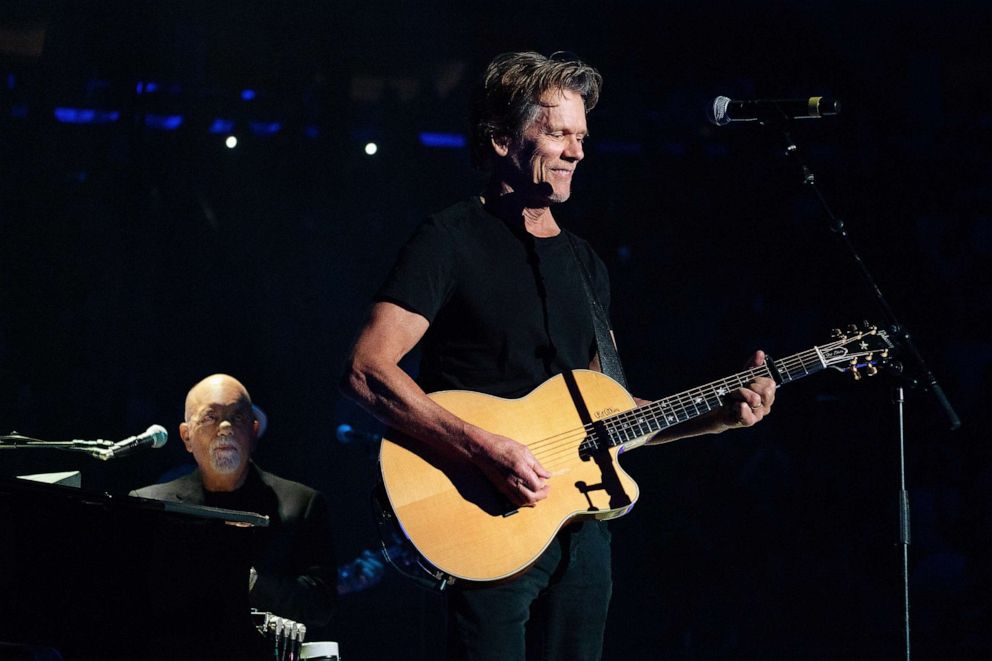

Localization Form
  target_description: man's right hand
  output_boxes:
[471,429,552,507]
[344,302,552,507]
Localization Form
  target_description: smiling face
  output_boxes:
[494,88,588,206]
[179,375,259,491]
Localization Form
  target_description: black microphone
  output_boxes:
[336,424,382,445]
[102,424,168,460]
[708,96,840,126]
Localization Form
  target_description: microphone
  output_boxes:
[708,96,840,126]
[102,424,168,460]
[336,424,382,445]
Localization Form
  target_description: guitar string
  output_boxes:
[535,431,598,466]
[523,353,835,469]
[523,367,765,461]
[529,385,736,469]
[524,363,776,457]
[535,338,880,464]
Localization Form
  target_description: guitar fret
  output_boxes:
[656,400,679,427]
[685,390,701,416]
[583,429,599,452]
[614,409,655,445]
[600,344,859,449]
[690,389,706,415]
[605,368,758,449]
[781,350,821,383]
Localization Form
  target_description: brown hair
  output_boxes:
[469,51,602,168]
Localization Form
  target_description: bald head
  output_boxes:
[180,374,259,491]
[185,374,252,422]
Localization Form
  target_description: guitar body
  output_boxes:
[380,370,641,583]
[378,324,894,585]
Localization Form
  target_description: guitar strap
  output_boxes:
[565,233,629,389]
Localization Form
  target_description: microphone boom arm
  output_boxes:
[779,127,960,430]
[0,432,116,459]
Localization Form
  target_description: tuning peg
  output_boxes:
[866,364,879,376]
[831,328,843,338]
[851,367,862,380]
[847,323,859,334]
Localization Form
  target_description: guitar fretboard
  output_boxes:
[585,347,830,450]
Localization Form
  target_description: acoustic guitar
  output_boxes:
[380,324,895,584]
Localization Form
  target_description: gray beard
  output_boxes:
[210,445,244,474]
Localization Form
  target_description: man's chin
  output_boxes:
[210,451,245,474]
[524,186,569,206]
[542,181,571,204]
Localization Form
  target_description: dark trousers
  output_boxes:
[446,520,613,661]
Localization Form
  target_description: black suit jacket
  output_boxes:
[131,462,336,627]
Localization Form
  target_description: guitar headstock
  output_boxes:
[819,323,896,379]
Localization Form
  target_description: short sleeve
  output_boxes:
[375,216,457,323]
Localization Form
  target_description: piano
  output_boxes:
[0,476,272,660]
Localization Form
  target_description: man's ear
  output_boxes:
[491,133,511,157]
[179,422,193,453]
[250,419,260,453]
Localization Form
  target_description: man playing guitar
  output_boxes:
[342,51,776,661]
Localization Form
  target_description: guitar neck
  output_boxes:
[599,347,828,448]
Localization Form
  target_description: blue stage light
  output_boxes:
[145,114,183,130]
[54,107,121,124]
[209,118,236,133]
[419,132,466,148]
[241,89,256,101]
[249,121,282,135]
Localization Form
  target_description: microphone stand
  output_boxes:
[771,121,961,661]
[0,432,115,460]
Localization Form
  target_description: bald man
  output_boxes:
[131,374,336,627]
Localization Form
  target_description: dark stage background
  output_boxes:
[2,2,989,659]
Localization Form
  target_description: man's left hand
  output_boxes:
[724,350,776,428]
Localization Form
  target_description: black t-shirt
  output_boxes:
[377,197,611,398]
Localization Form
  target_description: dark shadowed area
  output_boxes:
[2,1,989,659]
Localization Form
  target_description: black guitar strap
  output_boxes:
[566,233,629,389]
